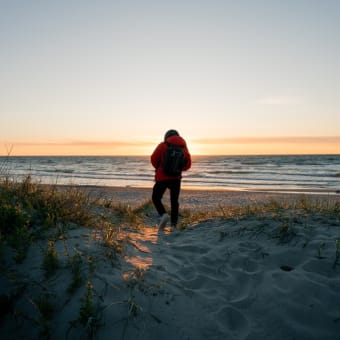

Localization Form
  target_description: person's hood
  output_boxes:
[165,135,186,147]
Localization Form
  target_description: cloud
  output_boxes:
[3,139,152,148]
[0,139,156,155]
[193,136,340,145]
[256,96,302,105]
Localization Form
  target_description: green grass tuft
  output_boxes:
[42,240,59,277]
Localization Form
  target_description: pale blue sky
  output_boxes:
[1,0,339,155]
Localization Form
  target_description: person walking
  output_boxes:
[151,129,191,229]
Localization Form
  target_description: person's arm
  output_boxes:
[183,147,191,171]
[151,143,164,169]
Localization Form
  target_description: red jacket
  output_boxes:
[151,135,191,182]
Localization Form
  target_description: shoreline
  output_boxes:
[57,183,340,193]
[51,184,340,211]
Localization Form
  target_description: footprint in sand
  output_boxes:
[229,271,258,308]
[214,306,250,339]
[302,258,339,277]
[230,255,260,273]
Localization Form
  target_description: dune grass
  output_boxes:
[179,195,340,230]
[0,174,156,338]
[1,174,338,264]
[0,175,97,262]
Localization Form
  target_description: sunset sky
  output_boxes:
[1,1,339,156]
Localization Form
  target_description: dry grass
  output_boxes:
[178,196,340,230]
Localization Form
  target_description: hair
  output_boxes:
[164,129,179,141]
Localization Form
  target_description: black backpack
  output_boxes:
[163,143,186,176]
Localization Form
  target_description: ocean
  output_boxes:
[1,155,339,194]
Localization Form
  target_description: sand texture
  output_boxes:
[1,187,340,339]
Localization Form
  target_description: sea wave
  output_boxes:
[1,155,339,193]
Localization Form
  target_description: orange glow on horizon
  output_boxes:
[1,136,339,156]
[0,139,155,156]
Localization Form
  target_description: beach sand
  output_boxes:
[1,186,339,339]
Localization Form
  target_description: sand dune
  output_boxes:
[1,187,339,339]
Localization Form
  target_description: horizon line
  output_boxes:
[1,152,340,157]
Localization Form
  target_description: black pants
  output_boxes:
[152,179,181,225]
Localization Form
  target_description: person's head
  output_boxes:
[164,129,179,141]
